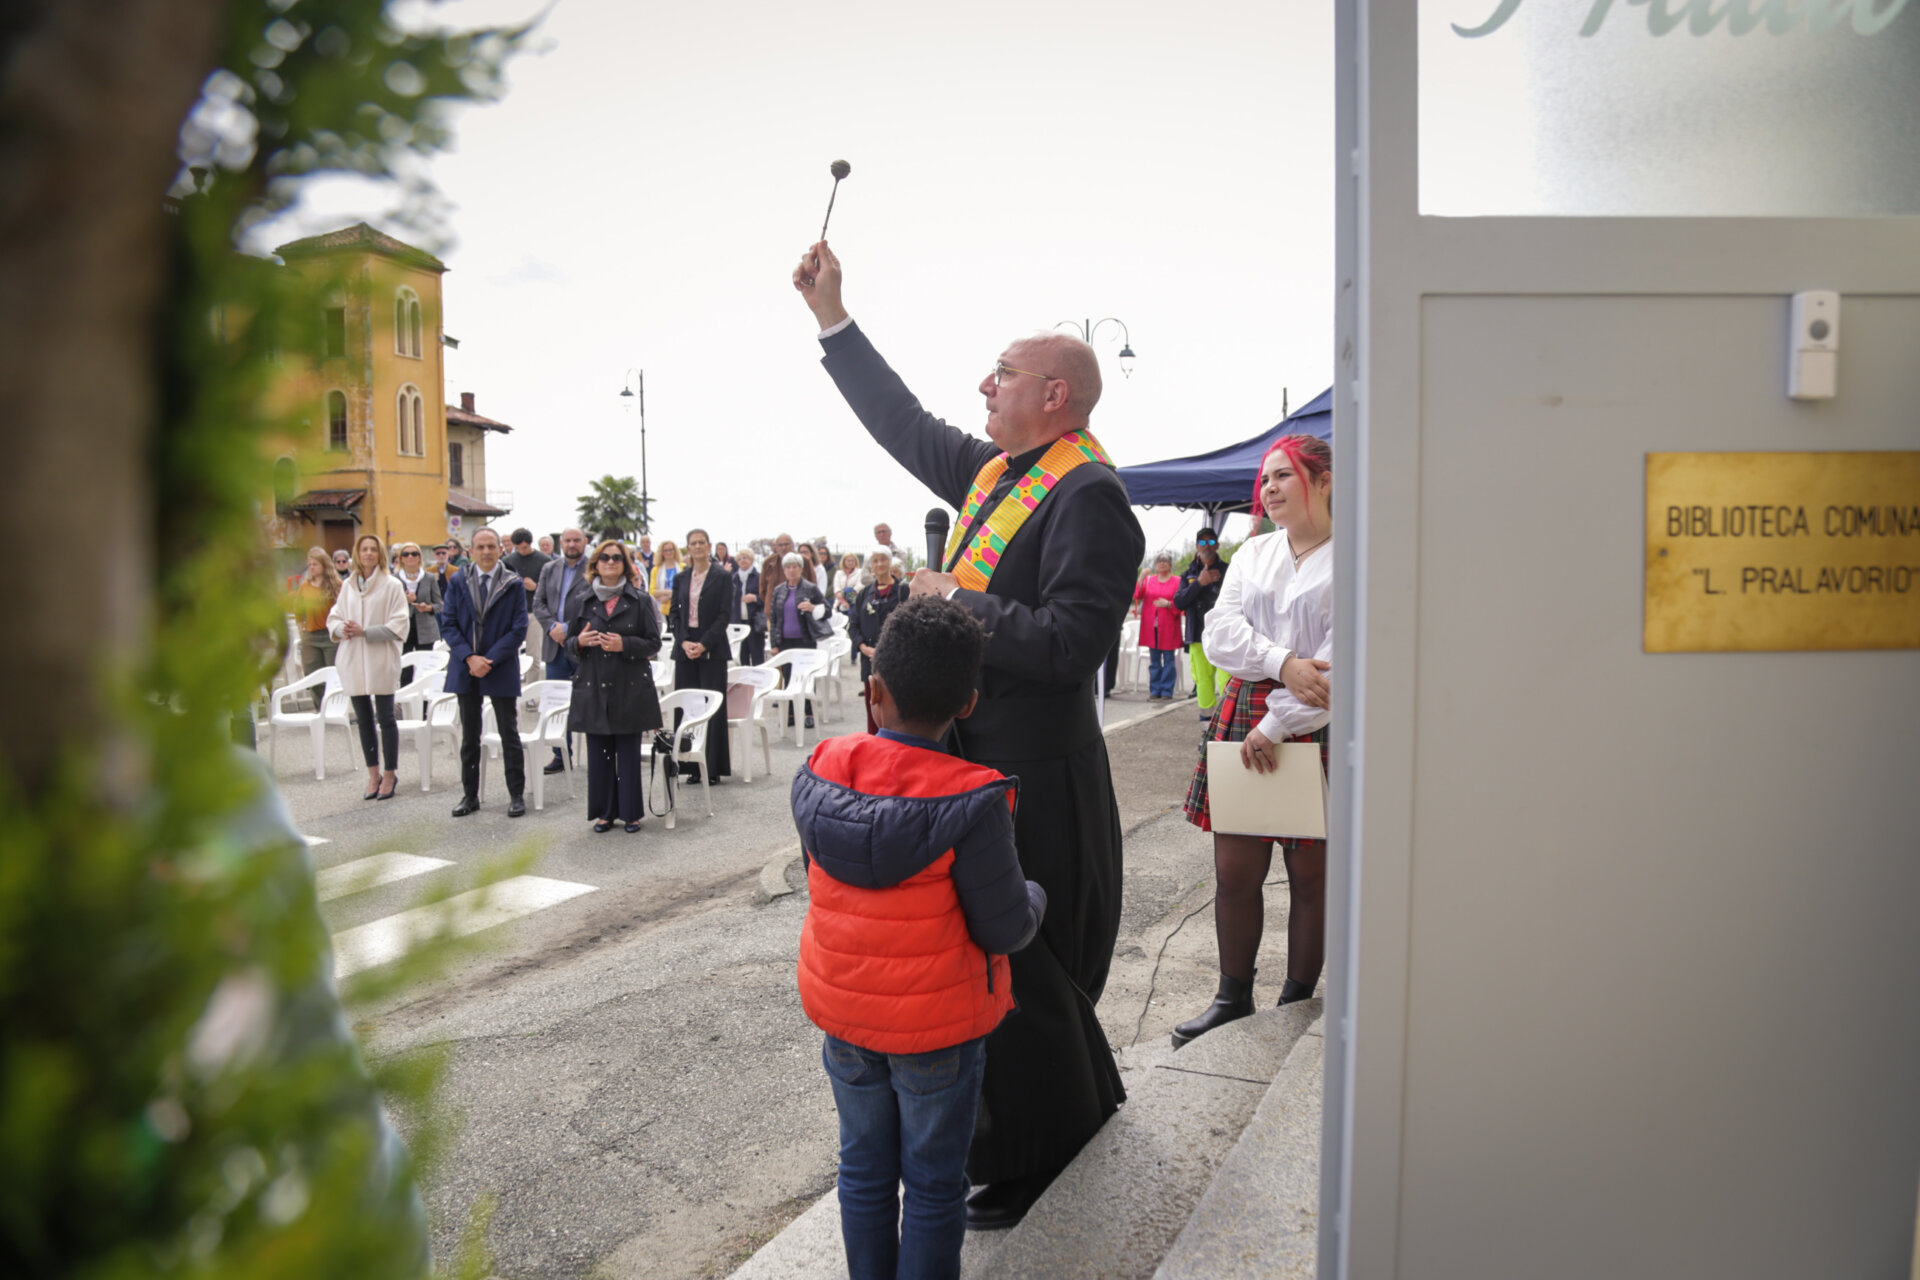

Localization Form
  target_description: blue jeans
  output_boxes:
[1148,647,1176,698]
[822,1034,986,1280]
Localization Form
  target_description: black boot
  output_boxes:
[1171,970,1255,1049]
[1276,977,1314,1006]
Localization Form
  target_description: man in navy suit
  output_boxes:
[440,526,528,817]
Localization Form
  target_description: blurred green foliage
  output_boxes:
[0,1,530,1274]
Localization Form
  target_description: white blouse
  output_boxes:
[1201,530,1333,742]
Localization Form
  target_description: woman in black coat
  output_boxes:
[848,546,906,733]
[566,540,664,833]
[668,528,732,783]
[768,551,830,729]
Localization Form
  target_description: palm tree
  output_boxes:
[575,474,651,539]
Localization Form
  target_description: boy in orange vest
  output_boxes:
[792,596,1047,1279]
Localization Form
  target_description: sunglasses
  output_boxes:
[400,551,421,557]
[597,554,626,563]
[1197,539,1218,547]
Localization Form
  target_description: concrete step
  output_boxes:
[1155,1015,1325,1280]
[726,1000,1321,1280]
[974,1000,1321,1280]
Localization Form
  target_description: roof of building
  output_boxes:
[447,402,513,433]
[446,491,509,517]
[274,222,448,273]
[285,488,367,513]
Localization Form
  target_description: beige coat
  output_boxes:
[326,570,411,696]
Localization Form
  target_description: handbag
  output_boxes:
[645,728,676,817]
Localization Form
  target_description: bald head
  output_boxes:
[1013,333,1103,421]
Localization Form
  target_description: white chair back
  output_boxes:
[725,623,750,661]
[651,658,675,692]
[661,687,724,747]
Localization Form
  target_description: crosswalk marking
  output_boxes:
[330,875,597,979]
[316,852,455,903]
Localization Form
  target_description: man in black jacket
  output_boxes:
[794,239,1143,1229]
[1173,527,1227,719]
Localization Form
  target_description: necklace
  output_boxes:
[1290,533,1331,567]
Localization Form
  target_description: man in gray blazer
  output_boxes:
[530,526,593,773]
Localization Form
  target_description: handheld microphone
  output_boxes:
[924,508,950,577]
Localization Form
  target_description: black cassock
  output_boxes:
[820,322,1145,1183]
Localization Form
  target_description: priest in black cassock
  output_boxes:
[793,240,1146,1229]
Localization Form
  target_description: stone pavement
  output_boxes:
[261,671,1278,1278]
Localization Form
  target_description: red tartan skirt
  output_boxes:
[1182,676,1329,851]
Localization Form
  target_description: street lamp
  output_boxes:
[616,368,649,537]
[1056,317,1136,378]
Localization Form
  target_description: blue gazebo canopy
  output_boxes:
[1116,386,1331,511]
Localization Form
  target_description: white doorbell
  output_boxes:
[1788,290,1838,400]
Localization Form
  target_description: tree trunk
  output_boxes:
[0,0,224,793]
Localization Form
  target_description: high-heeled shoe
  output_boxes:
[375,775,398,800]
[1171,970,1256,1049]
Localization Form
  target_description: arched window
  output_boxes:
[395,287,423,358]
[397,384,425,456]
[326,390,348,451]
[272,456,298,506]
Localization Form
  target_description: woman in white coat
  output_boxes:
[328,533,411,800]
[1172,435,1334,1048]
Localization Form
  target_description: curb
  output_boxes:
[1104,695,1199,738]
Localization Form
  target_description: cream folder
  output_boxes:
[1205,741,1327,839]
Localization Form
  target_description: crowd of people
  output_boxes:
[284,519,923,823]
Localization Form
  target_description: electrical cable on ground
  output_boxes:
[1129,872,1289,1047]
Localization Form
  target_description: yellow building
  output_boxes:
[261,222,511,560]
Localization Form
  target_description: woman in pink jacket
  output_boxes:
[1132,553,1184,700]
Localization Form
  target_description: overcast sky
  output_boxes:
[261,0,1335,559]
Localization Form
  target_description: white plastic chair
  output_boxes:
[652,658,675,693]
[725,667,779,783]
[526,688,575,811]
[267,667,349,779]
[819,636,853,720]
[762,651,828,747]
[643,688,724,825]
[725,623,750,664]
[391,674,457,792]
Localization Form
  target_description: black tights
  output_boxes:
[1212,833,1326,990]
[350,694,398,771]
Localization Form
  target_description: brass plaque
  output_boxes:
[1645,452,1920,653]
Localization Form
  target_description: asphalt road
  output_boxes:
[271,677,1303,1279]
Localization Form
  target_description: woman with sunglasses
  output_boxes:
[567,540,664,833]
[1173,435,1334,1047]
[328,533,411,801]
[1174,527,1228,719]
[391,542,441,653]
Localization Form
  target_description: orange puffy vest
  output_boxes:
[795,734,1017,1055]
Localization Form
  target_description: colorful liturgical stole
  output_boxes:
[944,431,1114,592]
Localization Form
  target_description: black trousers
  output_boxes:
[740,624,766,667]
[457,691,524,802]
[672,645,731,779]
[350,694,398,770]
[585,732,644,821]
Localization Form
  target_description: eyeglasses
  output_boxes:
[400,550,421,557]
[597,554,625,564]
[992,361,1052,386]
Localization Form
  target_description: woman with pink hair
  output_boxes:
[1172,434,1333,1047]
